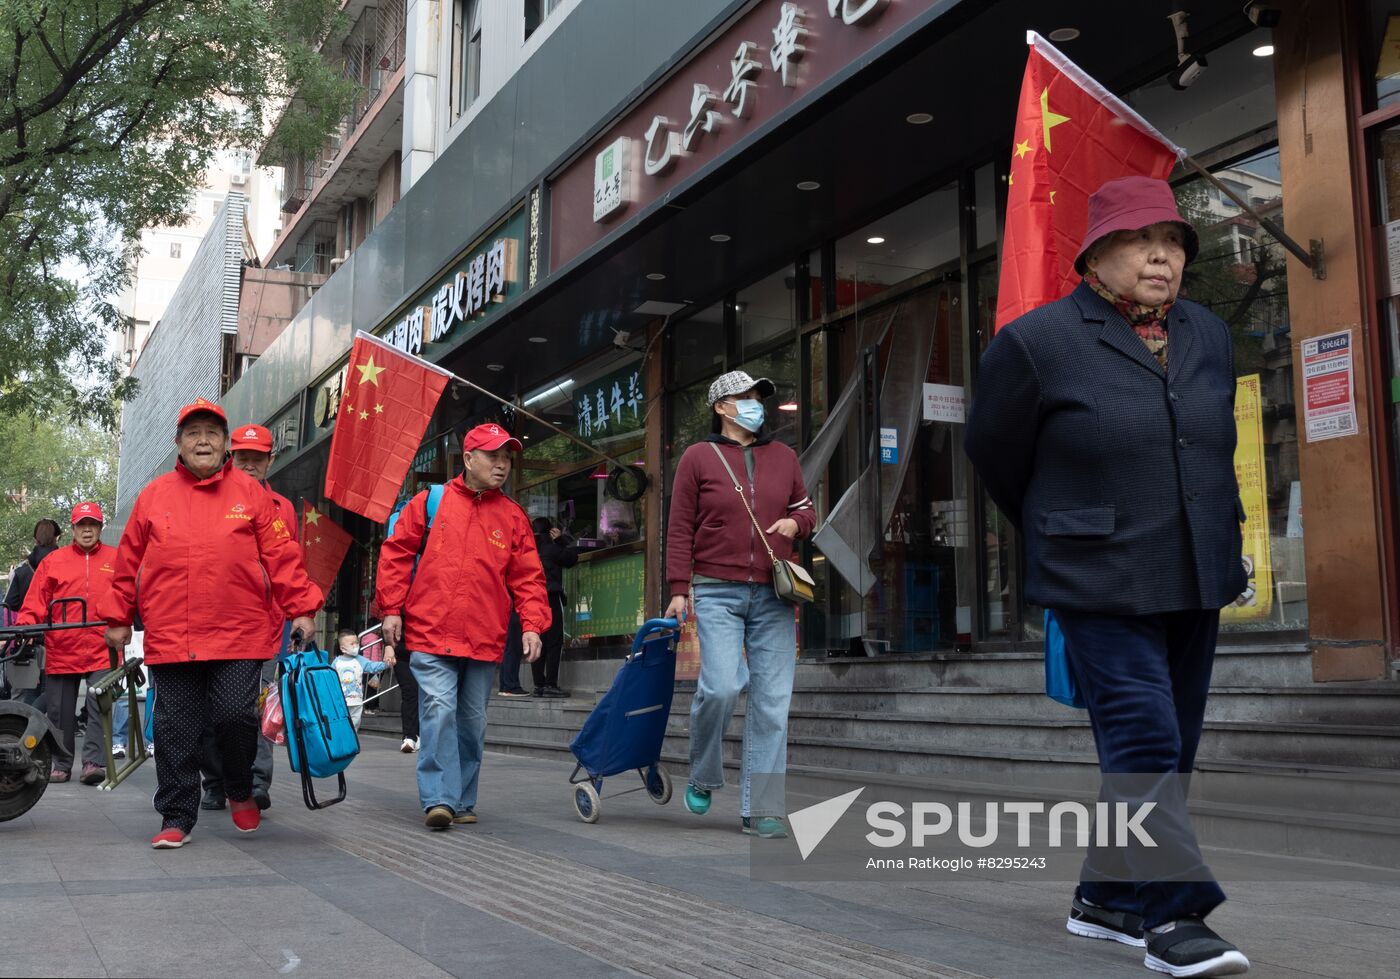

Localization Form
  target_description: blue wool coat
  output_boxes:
[965,282,1246,616]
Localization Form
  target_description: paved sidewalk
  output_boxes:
[2,735,1398,978]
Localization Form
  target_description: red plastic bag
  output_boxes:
[260,683,286,745]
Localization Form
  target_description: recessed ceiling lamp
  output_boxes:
[905,112,933,125]
[486,363,505,372]
[1048,27,1080,42]
[796,180,821,191]
[710,233,732,242]
[646,272,667,281]
[866,236,886,245]
[528,336,547,343]
[1252,44,1274,57]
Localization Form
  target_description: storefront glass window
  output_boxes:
[738,268,797,358]
[974,163,998,250]
[1175,146,1307,632]
[972,259,1015,640]
[1363,2,1400,111]
[834,183,959,309]
[671,302,725,385]
[1366,121,1400,606]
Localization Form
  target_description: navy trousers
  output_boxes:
[1055,608,1227,928]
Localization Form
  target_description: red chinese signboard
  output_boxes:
[549,0,928,271]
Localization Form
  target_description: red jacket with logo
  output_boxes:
[100,461,322,666]
[375,477,551,661]
[18,543,120,674]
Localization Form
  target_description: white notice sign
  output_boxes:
[923,383,966,424]
[593,137,629,222]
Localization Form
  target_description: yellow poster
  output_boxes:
[1222,374,1274,623]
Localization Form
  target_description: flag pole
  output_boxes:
[444,369,642,476]
[1179,154,1318,273]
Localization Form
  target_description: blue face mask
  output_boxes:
[732,399,765,433]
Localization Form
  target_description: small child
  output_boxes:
[333,629,389,731]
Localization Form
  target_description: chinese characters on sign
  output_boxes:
[575,363,645,440]
[381,237,515,357]
[1301,329,1359,442]
[600,1,889,223]
[922,383,966,424]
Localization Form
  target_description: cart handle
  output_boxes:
[632,617,680,655]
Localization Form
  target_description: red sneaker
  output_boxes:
[230,796,261,833]
[151,827,191,849]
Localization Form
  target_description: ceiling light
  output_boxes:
[1252,44,1274,57]
[905,112,933,125]
[778,402,799,412]
[710,233,731,242]
[523,378,574,407]
[1048,27,1080,42]
[796,180,821,191]
[486,363,505,372]
[646,272,666,281]
[866,236,886,245]
[528,336,547,343]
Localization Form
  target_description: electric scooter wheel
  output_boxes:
[0,714,52,822]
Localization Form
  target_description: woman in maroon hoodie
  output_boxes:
[664,370,816,838]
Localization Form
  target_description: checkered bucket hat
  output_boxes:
[706,370,776,406]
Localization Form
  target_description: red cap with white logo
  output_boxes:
[462,423,523,453]
[70,501,104,525]
[230,424,273,453]
[176,397,228,427]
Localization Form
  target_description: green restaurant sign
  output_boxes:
[575,360,644,442]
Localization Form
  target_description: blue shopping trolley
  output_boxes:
[568,617,681,823]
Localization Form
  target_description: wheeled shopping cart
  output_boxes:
[567,617,681,823]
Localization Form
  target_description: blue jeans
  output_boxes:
[111,692,129,748]
[688,582,796,817]
[410,652,494,814]
[1056,608,1226,928]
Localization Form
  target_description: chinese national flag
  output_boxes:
[301,503,353,596]
[324,331,451,522]
[995,33,1182,330]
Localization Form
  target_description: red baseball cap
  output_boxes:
[463,423,523,453]
[176,397,228,428]
[1073,176,1199,274]
[231,423,273,453]
[70,501,104,525]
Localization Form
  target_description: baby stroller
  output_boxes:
[567,617,681,823]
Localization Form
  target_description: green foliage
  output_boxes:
[0,0,356,429]
[0,410,117,565]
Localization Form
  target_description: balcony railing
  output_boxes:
[277,0,406,217]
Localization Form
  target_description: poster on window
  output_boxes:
[1222,374,1273,624]
[1302,329,1359,442]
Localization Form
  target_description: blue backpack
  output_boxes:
[386,484,445,562]
[280,639,359,809]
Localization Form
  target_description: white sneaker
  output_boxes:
[113,745,127,758]
[400,738,419,753]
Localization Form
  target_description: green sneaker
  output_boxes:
[741,816,788,839]
[684,785,711,815]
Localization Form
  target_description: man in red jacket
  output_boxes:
[19,502,119,785]
[101,398,322,848]
[377,422,550,830]
[198,423,296,813]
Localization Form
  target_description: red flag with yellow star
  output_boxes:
[324,331,451,522]
[301,502,353,596]
[995,32,1183,330]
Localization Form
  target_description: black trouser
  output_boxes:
[531,593,567,689]
[44,671,104,773]
[498,611,525,693]
[393,654,419,741]
[148,660,262,832]
[201,658,276,798]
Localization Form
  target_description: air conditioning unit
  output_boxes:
[230,172,248,186]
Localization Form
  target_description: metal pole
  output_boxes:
[1181,154,1316,270]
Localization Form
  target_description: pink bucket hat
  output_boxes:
[1074,176,1199,273]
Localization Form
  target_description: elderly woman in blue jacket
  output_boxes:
[966,177,1249,979]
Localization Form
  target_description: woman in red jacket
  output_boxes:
[101,398,322,849]
[19,502,119,785]
[664,371,817,839]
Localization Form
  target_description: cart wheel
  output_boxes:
[573,782,601,823]
[645,764,672,805]
[0,714,52,822]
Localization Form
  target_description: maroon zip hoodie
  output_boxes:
[666,435,817,595]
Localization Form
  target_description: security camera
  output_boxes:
[1244,2,1281,29]
[1169,52,1208,90]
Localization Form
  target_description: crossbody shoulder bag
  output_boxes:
[708,443,816,605]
